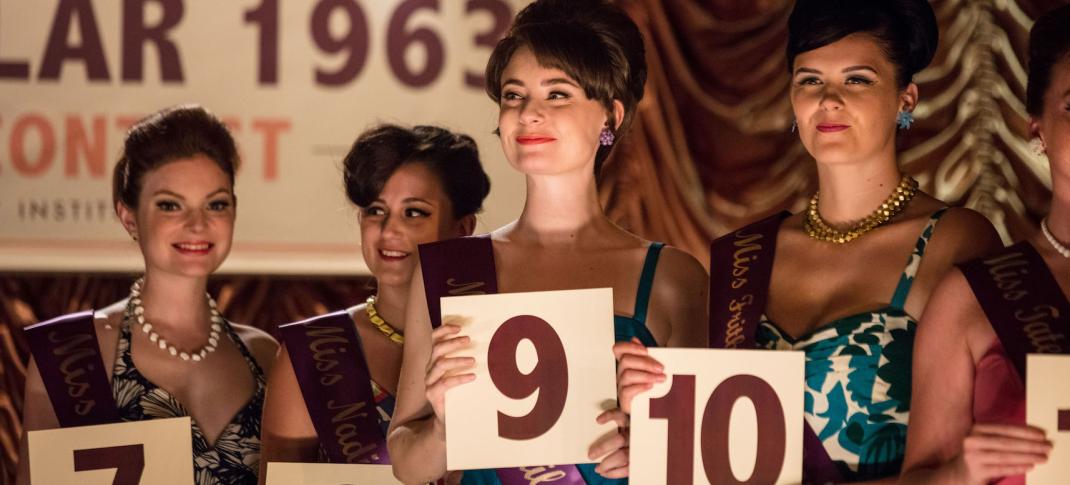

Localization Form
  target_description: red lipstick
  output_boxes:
[516,135,556,145]
[816,123,849,133]
[172,241,213,255]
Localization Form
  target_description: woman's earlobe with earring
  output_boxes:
[896,111,914,130]
[1031,137,1046,156]
[599,124,615,146]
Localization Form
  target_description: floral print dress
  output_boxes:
[111,311,266,484]
[756,209,946,481]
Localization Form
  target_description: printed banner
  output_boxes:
[0,0,530,273]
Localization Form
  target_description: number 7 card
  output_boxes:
[442,288,618,471]
[27,416,194,485]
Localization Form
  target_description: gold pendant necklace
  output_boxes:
[804,174,919,244]
[365,296,404,345]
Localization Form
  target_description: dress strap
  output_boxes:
[221,319,266,381]
[632,242,666,324]
[889,207,949,309]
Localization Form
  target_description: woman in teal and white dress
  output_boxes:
[615,0,1003,482]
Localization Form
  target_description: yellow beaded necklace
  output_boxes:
[365,296,404,345]
[804,174,919,244]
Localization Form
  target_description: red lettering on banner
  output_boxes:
[11,114,56,177]
[1059,409,1069,431]
[4,113,290,181]
[252,119,290,181]
[39,0,111,81]
[122,0,184,82]
[65,115,107,178]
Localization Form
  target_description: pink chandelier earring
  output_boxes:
[599,126,615,146]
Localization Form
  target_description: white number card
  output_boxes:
[442,288,617,470]
[27,417,193,485]
[630,348,804,485]
[1027,354,1070,484]
[266,462,402,484]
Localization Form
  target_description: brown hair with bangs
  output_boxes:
[484,0,646,175]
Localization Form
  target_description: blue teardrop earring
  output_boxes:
[896,111,914,130]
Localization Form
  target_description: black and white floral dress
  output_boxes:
[111,311,265,484]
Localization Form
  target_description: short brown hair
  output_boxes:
[113,104,238,209]
[1027,4,1070,117]
[343,124,490,219]
[484,0,647,174]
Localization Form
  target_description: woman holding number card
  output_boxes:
[387,0,709,483]
[617,0,1002,483]
[16,105,279,485]
[900,5,1070,484]
[258,124,490,482]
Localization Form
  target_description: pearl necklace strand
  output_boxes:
[1041,218,1070,258]
[128,277,223,362]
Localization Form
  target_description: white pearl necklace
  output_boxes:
[1041,218,1070,258]
[128,277,223,362]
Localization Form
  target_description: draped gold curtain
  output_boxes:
[2,0,1067,482]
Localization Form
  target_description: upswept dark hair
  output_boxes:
[113,104,239,210]
[342,124,490,219]
[1026,4,1070,117]
[786,0,938,89]
[484,0,647,174]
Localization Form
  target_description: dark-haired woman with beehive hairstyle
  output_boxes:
[616,1,1002,483]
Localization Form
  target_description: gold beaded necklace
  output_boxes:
[365,296,404,345]
[804,174,919,244]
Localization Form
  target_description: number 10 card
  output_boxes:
[630,348,804,485]
[441,288,618,471]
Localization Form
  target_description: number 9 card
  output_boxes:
[441,288,618,471]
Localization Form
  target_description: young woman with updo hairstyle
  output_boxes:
[616,1,1002,482]
[16,104,279,485]
[387,0,709,483]
[258,124,490,482]
[901,5,1070,484]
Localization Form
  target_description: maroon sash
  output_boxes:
[420,236,499,329]
[23,310,119,428]
[709,212,843,484]
[960,241,1070,380]
[419,237,587,485]
[279,311,388,464]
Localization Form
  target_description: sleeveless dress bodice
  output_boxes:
[755,209,946,481]
[111,311,266,484]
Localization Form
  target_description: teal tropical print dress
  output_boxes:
[755,209,946,481]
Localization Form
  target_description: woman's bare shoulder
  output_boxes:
[231,323,280,372]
